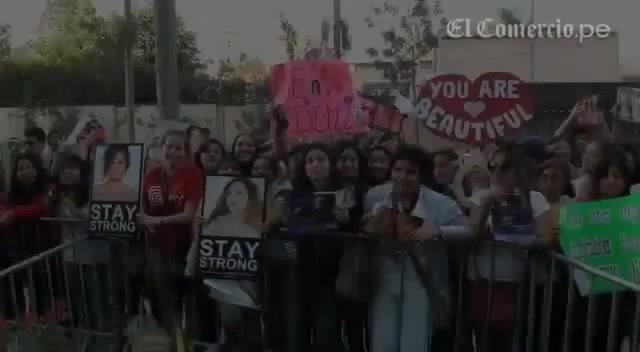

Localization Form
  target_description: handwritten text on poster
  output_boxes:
[270,60,366,136]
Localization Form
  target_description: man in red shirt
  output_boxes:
[139,129,204,348]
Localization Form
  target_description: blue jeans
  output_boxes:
[371,254,433,352]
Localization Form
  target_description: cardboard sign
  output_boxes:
[270,60,366,137]
[416,72,534,145]
[560,193,640,295]
[287,192,338,235]
[355,93,405,134]
[199,238,260,275]
[89,143,144,238]
[197,176,266,280]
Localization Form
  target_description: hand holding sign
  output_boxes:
[575,96,604,126]
[416,72,534,145]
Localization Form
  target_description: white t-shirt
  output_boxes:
[467,189,550,282]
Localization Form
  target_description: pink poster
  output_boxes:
[270,60,366,137]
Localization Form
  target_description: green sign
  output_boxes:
[559,193,640,295]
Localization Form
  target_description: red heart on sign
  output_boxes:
[417,72,535,145]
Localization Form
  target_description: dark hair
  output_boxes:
[591,144,632,199]
[47,129,60,139]
[539,158,575,198]
[218,158,241,174]
[103,145,130,176]
[208,177,260,221]
[432,148,458,163]
[366,145,392,186]
[490,142,535,195]
[378,132,402,145]
[621,144,640,184]
[391,145,436,188]
[53,153,90,207]
[292,143,340,192]
[8,153,47,205]
[252,155,279,177]
[231,133,257,175]
[368,145,392,159]
[162,129,188,146]
[25,127,46,143]
[333,140,367,185]
[194,138,226,171]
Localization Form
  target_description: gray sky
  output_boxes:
[1,0,639,74]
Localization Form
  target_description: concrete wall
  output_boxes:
[0,104,261,149]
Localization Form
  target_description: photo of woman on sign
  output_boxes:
[92,144,141,202]
[201,176,264,239]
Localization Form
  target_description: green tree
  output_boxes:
[278,13,311,60]
[1,0,211,106]
[29,0,115,67]
[305,17,352,59]
[365,0,444,90]
[132,6,204,74]
[498,8,523,25]
[0,24,11,60]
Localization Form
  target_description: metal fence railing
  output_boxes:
[1,219,639,352]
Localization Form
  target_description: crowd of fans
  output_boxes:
[0,107,639,352]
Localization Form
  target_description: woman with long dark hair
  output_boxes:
[290,143,342,352]
[0,153,52,317]
[231,133,258,175]
[92,144,137,202]
[52,153,112,351]
[1,153,51,254]
[366,145,392,187]
[202,177,263,238]
[467,142,551,352]
[571,144,635,352]
[332,141,369,352]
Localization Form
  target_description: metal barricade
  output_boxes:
[4,220,640,352]
[448,240,640,352]
[0,217,125,352]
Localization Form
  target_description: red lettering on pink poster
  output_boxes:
[416,72,534,145]
[270,60,367,137]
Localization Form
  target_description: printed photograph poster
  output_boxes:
[89,143,144,238]
[287,191,339,235]
[559,193,640,296]
[491,192,536,244]
[197,175,266,280]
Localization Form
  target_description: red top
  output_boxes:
[0,191,49,220]
[142,161,204,257]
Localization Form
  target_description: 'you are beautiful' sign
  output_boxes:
[416,72,535,145]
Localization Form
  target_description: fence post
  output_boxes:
[109,241,126,352]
